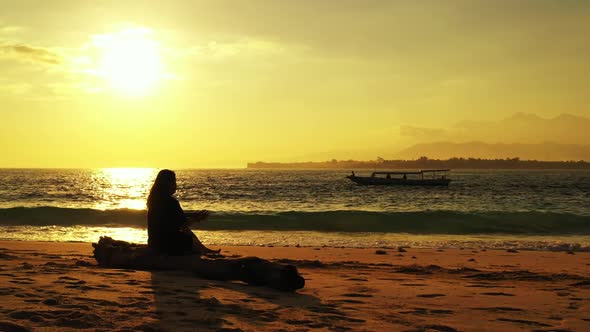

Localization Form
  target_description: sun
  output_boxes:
[93,28,164,96]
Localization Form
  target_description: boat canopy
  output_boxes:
[371,169,450,175]
[372,171,422,175]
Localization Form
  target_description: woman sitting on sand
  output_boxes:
[147,169,220,255]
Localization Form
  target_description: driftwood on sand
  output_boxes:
[92,237,305,292]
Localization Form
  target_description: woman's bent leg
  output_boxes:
[185,228,220,254]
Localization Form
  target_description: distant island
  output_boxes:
[247,157,590,170]
[396,141,590,161]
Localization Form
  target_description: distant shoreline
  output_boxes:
[247,157,590,170]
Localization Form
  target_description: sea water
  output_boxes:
[0,168,589,251]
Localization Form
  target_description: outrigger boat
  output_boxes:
[347,169,451,186]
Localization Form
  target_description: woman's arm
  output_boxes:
[172,197,210,227]
[185,210,210,224]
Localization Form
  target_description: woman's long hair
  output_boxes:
[147,169,176,208]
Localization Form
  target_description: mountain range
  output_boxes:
[396,113,590,160]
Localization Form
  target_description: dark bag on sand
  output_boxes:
[92,237,305,292]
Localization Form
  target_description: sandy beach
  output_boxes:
[0,241,589,331]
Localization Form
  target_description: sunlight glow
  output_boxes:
[93,28,164,96]
[95,168,157,210]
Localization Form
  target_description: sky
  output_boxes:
[1,0,589,168]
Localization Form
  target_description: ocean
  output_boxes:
[0,168,589,251]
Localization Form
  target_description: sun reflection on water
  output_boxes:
[92,168,157,210]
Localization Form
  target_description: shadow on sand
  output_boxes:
[149,270,336,331]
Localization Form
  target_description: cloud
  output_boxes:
[399,113,590,146]
[168,39,286,61]
[0,82,31,95]
[400,125,447,139]
[0,43,61,64]
[0,25,23,34]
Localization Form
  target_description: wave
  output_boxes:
[0,207,589,235]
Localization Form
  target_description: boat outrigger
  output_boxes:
[347,169,451,186]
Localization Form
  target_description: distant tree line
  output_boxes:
[247,157,590,169]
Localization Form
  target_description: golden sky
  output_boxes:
[1,1,589,167]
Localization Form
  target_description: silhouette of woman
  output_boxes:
[147,169,219,255]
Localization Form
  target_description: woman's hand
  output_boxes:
[186,210,210,223]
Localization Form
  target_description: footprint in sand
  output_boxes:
[24,299,41,303]
[473,306,524,312]
[0,287,22,295]
[72,296,119,307]
[42,298,59,306]
[567,302,581,310]
[421,324,458,332]
[18,263,34,270]
[94,284,112,289]
[123,280,140,286]
[341,293,373,298]
[56,276,79,282]
[325,315,366,323]
[466,283,512,289]
[100,272,130,277]
[9,277,35,285]
[481,292,515,296]
[0,273,17,277]
[74,260,94,267]
[495,318,551,327]
[9,309,107,329]
[119,296,151,302]
[347,277,368,282]
[338,299,365,304]
[400,308,454,315]
[285,319,314,325]
[305,304,341,315]
[0,321,29,332]
[571,280,590,287]
[54,276,92,289]
[400,283,428,286]
[0,253,18,260]
[417,294,446,298]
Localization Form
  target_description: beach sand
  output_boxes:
[0,241,589,331]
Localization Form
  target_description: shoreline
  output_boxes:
[1,231,590,253]
[1,241,589,331]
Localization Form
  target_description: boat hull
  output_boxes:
[347,175,451,186]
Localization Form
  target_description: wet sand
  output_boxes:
[0,241,589,331]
